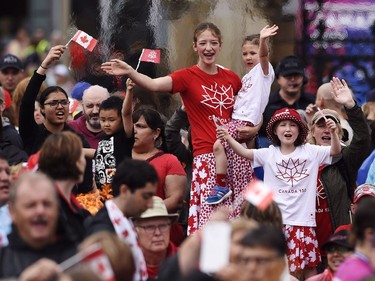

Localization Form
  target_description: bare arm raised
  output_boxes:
[259,24,278,76]
[101,59,173,93]
[217,127,254,160]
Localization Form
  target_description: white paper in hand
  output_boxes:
[200,221,231,274]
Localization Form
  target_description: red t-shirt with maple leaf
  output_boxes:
[315,164,333,257]
[169,65,242,156]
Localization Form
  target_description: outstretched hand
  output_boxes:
[260,24,279,40]
[305,103,318,125]
[330,77,355,108]
[101,59,133,76]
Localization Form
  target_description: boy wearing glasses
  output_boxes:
[133,196,179,279]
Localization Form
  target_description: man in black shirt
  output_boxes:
[259,55,315,147]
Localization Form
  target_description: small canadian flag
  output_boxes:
[244,180,274,210]
[71,30,98,52]
[82,244,115,281]
[139,49,161,63]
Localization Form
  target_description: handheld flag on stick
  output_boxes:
[317,107,328,122]
[66,30,98,52]
[135,48,161,71]
[59,243,115,281]
[244,180,274,211]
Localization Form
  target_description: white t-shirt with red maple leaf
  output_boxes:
[252,143,332,227]
[232,62,274,125]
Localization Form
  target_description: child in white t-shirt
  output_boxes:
[206,24,278,205]
[217,102,341,278]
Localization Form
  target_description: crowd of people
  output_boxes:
[0,21,374,281]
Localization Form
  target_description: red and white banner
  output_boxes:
[244,180,274,210]
[139,49,160,63]
[82,244,115,281]
[71,30,98,52]
[59,243,115,281]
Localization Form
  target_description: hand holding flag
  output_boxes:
[66,30,98,52]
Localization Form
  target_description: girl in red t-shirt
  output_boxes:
[101,22,254,235]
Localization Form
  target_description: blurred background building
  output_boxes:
[1,0,374,107]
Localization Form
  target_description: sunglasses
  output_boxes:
[325,245,350,254]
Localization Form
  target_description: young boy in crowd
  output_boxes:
[94,88,134,188]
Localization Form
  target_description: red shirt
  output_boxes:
[315,164,333,256]
[148,152,186,199]
[170,65,242,156]
[146,242,178,279]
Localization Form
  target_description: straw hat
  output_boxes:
[137,196,179,222]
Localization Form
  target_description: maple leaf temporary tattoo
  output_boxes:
[200,82,234,116]
[275,158,309,187]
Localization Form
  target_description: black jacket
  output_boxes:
[260,89,316,137]
[0,228,76,278]
[84,205,115,236]
[0,117,28,165]
[320,104,371,230]
[57,191,91,244]
[19,71,93,193]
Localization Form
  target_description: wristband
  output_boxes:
[40,65,48,70]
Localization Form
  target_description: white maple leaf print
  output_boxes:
[198,169,208,179]
[200,82,235,116]
[275,158,309,187]
[316,178,326,206]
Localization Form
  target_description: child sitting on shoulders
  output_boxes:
[206,24,279,205]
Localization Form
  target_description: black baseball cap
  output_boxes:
[0,54,23,71]
[276,55,305,77]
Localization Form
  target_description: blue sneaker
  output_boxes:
[205,186,232,205]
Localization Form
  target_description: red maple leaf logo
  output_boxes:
[80,35,88,44]
[275,158,309,187]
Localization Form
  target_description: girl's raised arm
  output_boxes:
[101,59,173,93]
[217,127,254,160]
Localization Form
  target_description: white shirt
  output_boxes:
[252,144,332,226]
[232,63,274,125]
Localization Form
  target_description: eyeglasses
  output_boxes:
[325,246,350,254]
[136,223,171,234]
[44,100,70,107]
[236,255,282,266]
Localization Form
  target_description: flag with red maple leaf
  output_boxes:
[70,30,98,52]
[244,180,274,210]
